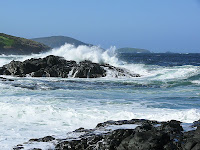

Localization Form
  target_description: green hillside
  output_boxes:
[32,36,91,48]
[116,47,151,53]
[0,36,14,48]
[0,33,50,55]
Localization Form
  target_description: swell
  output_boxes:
[0,75,199,92]
[187,73,200,80]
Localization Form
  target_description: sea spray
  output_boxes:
[1,44,199,80]
[47,44,120,65]
[20,44,121,66]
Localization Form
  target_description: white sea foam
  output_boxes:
[0,92,200,149]
[0,45,200,149]
[149,66,200,80]
[0,57,15,67]
[192,80,200,84]
[13,44,121,66]
[105,124,139,130]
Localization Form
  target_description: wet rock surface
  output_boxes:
[13,119,200,150]
[0,76,14,81]
[0,55,140,78]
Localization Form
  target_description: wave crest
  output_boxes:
[41,44,120,65]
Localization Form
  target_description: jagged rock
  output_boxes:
[13,119,200,150]
[0,55,141,78]
[192,120,200,128]
[97,129,134,150]
[13,144,24,150]
[29,136,55,142]
[72,60,106,78]
[1,55,75,77]
[96,119,158,128]
[55,139,88,150]
[181,126,200,150]
[102,64,140,77]
[117,125,171,150]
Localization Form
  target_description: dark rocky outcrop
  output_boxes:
[0,33,50,55]
[0,55,140,78]
[71,60,106,78]
[13,119,200,150]
[29,136,55,142]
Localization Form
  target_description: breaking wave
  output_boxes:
[0,44,200,80]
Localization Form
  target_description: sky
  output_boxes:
[0,0,200,53]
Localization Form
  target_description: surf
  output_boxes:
[0,44,199,81]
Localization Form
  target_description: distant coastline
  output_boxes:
[0,33,50,55]
[31,36,91,49]
[116,47,151,53]
[1,33,198,56]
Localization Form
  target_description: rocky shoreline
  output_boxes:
[0,55,140,78]
[13,118,200,150]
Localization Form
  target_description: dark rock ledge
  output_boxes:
[0,55,140,78]
[0,76,14,81]
[13,119,200,150]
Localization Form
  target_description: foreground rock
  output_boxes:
[0,55,140,78]
[13,119,200,150]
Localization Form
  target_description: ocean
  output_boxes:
[0,44,200,149]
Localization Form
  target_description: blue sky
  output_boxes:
[1,0,200,53]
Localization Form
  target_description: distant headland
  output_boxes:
[32,36,91,48]
[0,33,93,55]
[0,33,50,55]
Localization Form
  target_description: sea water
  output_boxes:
[0,44,200,149]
